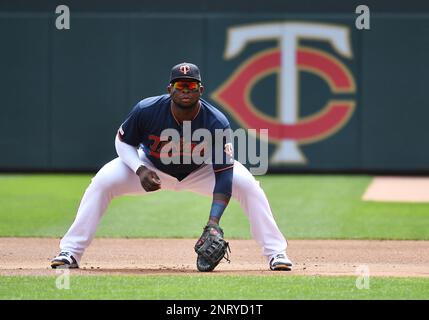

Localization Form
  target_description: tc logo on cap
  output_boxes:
[179,65,191,75]
[170,62,201,83]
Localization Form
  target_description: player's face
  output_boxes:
[168,79,203,108]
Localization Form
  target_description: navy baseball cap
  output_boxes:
[170,62,201,83]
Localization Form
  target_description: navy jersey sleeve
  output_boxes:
[118,102,145,147]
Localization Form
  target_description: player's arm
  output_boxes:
[208,126,234,225]
[116,103,161,191]
[115,133,143,173]
[209,167,233,225]
[114,134,159,190]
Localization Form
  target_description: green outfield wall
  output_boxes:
[1,1,428,172]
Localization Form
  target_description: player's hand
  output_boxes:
[136,166,161,192]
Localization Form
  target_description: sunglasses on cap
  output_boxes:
[172,81,200,92]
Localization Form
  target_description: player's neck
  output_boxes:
[170,101,201,123]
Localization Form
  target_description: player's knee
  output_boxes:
[89,172,117,194]
[232,174,261,198]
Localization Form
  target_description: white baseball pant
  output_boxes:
[59,151,287,264]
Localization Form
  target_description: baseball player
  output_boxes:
[51,62,293,271]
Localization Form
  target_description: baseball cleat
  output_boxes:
[269,253,293,271]
[51,251,79,269]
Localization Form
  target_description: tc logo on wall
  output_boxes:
[211,22,356,164]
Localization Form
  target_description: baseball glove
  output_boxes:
[194,223,231,272]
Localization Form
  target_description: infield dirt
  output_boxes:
[0,238,428,277]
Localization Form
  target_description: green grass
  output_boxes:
[0,174,427,301]
[0,174,428,239]
[0,275,428,300]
